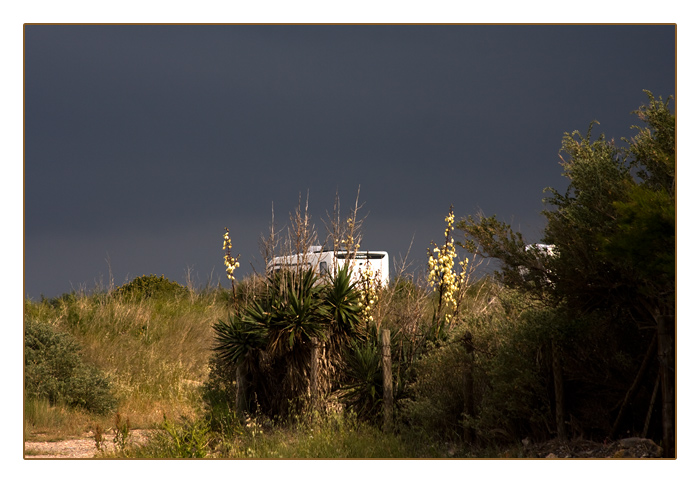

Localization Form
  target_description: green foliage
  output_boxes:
[212,314,267,369]
[626,90,675,195]
[453,92,674,446]
[201,353,240,436]
[472,302,650,442]
[24,319,117,414]
[471,307,558,442]
[460,93,674,317]
[157,416,212,458]
[458,92,675,320]
[541,122,639,313]
[394,296,637,445]
[210,266,368,419]
[541,92,675,317]
[457,214,535,293]
[262,268,328,356]
[399,332,470,442]
[325,265,364,343]
[219,411,417,458]
[603,184,675,289]
[106,415,212,458]
[339,335,383,422]
[114,274,189,301]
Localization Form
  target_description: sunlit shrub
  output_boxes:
[113,274,189,301]
[24,319,117,414]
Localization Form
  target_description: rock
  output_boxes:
[618,437,663,457]
[522,436,664,459]
[619,437,651,448]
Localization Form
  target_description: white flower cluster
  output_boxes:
[357,262,381,324]
[427,207,466,324]
[223,228,241,281]
[341,217,361,251]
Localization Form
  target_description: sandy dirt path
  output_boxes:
[24,430,150,459]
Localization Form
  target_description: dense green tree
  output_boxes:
[458,92,675,455]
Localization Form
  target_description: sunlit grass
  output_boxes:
[110,410,425,459]
[24,397,111,441]
[24,288,230,437]
[222,413,417,458]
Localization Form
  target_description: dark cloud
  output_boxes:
[24,24,675,299]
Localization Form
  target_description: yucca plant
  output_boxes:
[212,313,267,371]
[263,269,328,356]
[210,265,375,419]
[324,265,363,344]
[339,329,383,422]
[317,265,365,397]
[212,268,326,417]
[264,270,328,414]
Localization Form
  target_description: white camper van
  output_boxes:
[519,244,556,279]
[267,246,389,286]
[526,244,556,257]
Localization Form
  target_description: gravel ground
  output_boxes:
[24,430,151,459]
[521,437,665,458]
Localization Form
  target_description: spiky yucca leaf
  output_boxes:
[325,265,363,343]
[340,336,383,422]
[260,268,328,356]
[212,313,267,368]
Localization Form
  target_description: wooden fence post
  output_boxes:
[310,336,319,414]
[381,328,393,433]
[236,364,246,416]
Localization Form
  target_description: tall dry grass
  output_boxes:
[24,288,230,436]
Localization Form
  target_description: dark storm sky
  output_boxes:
[24,24,676,299]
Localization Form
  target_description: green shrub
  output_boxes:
[24,319,117,414]
[398,329,471,442]
[201,353,240,436]
[113,416,212,458]
[470,308,553,443]
[161,416,211,458]
[114,274,189,301]
[339,332,383,423]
